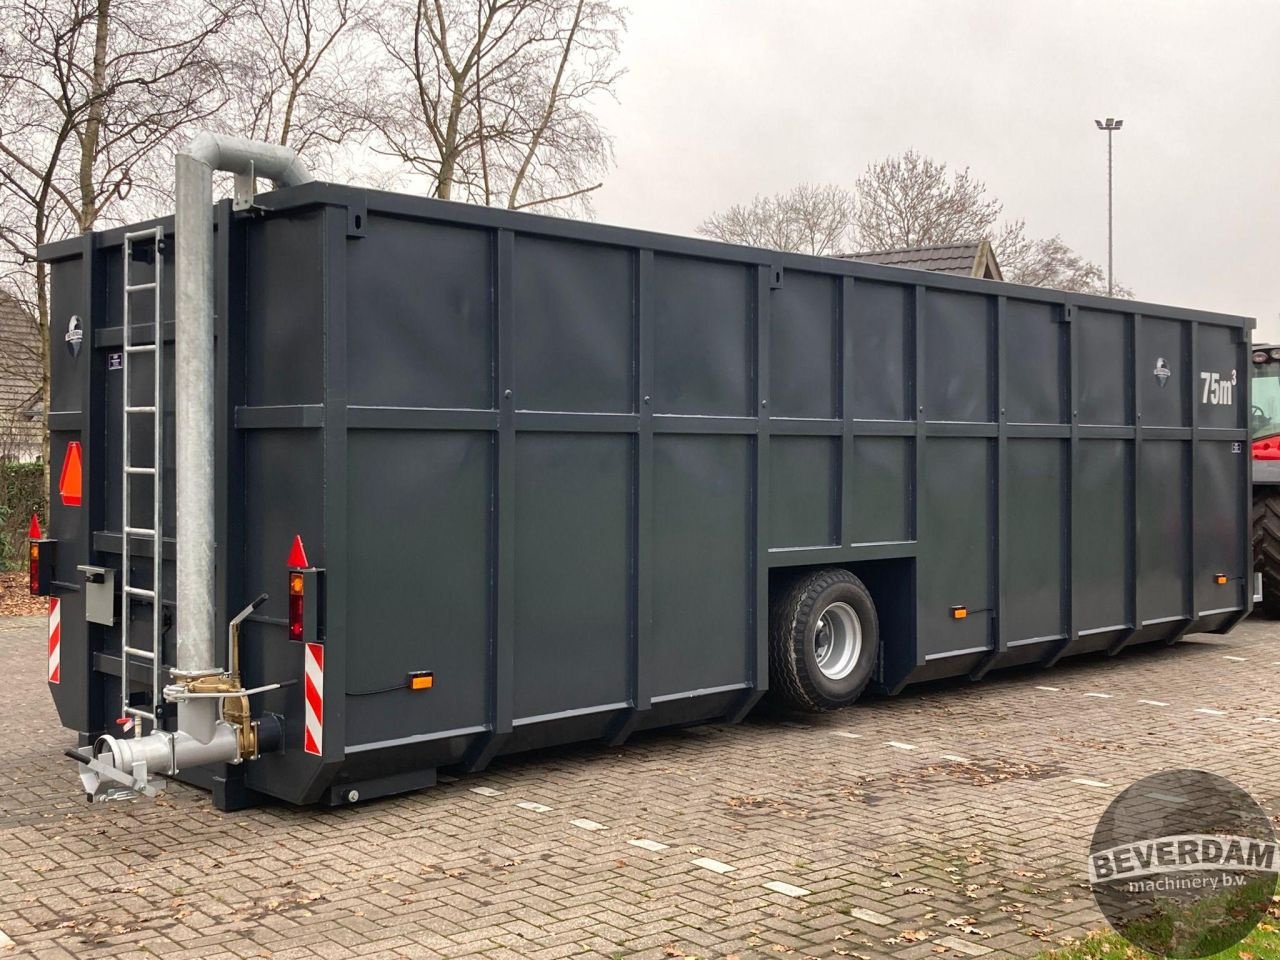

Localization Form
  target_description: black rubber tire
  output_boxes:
[1252,488,1280,617]
[768,568,879,712]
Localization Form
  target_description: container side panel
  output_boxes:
[246,214,325,407]
[1073,439,1128,629]
[850,281,911,421]
[242,429,323,778]
[1140,318,1189,427]
[652,435,751,696]
[847,437,912,544]
[343,430,492,743]
[1005,299,1067,424]
[46,253,90,732]
[917,437,990,658]
[513,432,631,719]
[1195,441,1246,612]
[1194,325,1243,431]
[512,236,634,413]
[346,214,493,410]
[768,436,838,549]
[923,290,994,423]
[1138,440,1188,620]
[769,271,838,419]
[652,256,752,417]
[1076,309,1131,425]
[1004,439,1066,641]
[48,257,85,417]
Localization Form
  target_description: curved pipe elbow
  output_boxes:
[180,131,312,188]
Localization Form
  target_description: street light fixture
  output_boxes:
[1095,118,1123,296]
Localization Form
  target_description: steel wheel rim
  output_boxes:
[813,601,862,681]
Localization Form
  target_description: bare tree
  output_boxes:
[854,150,1003,250]
[215,0,370,174]
[855,150,1127,296]
[999,232,1132,297]
[0,0,232,483]
[697,184,856,256]
[366,0,624,212]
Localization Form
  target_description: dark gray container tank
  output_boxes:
[38,182,1254,808]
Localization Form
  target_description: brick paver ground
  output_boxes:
[1,613,1277,959]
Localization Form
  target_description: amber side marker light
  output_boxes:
[1214,574,1228,585]
[408,671,434,691]
[950,605,968,620]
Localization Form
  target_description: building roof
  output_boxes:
[837,240,1003,281]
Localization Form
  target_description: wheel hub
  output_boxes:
[813,601,862,681]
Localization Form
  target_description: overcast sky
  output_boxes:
[589,0,1280,339]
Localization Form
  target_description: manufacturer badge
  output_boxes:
[1153,357,1171,387]
[64,315,83,359]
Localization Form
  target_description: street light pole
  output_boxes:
[1095,117,1123,296]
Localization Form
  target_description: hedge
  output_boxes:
[0,462,44,572]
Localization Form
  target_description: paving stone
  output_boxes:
[626,839,669,852]
[935,935,993,956]
[690,857,735,874]
[761,880,809,898]
[849,907,896,926]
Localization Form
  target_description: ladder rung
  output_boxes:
[124,526,156,536]
[123,585,156,598]
[125,343,157,354]
[124,228,162,242]
[125,405,157,414]
[122,646,156,660]
[125,466,156,476]
[125,282,157,293]
[123,706,156,721]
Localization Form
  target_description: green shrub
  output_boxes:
[0,462,44,572]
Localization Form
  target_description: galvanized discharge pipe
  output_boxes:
[175,132,311,679]
[89,134,311,792]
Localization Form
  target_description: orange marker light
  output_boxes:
[409,672,434,691]
[950,605,968,620]
[1214,574,1228,585]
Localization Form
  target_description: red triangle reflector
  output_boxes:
[287,535,309,568]
[58,442,82,507]
[28,514,41,539]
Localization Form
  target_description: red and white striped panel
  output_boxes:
[303,642,323,756]
[48,597,61,685]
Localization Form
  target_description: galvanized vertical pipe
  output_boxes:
[174,153,216,675]
[173,134,311,677]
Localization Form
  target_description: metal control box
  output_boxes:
[76,565,115,626]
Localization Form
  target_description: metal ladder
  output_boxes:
[120,226,165,736]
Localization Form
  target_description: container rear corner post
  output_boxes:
[35,166,1254,809]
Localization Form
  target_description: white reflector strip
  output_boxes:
[303,642,323,756]
[48,597,61,684]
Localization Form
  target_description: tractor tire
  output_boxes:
[769,568,879,712]
[1251,488,1280,617]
